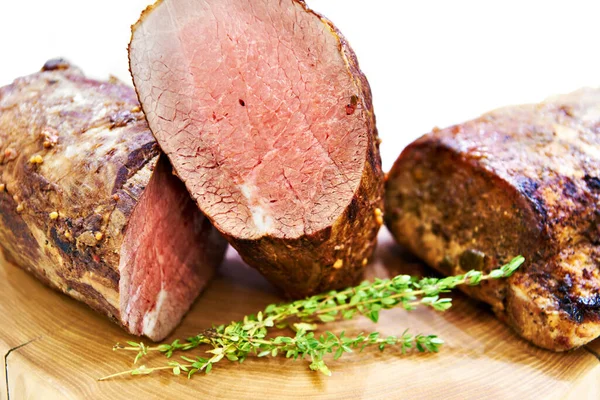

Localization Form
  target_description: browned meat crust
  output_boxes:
[0,61,226,340]
[230,3,384,297]
[129,0,384,298]
[385,88,600,351]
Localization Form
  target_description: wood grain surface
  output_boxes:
[2,230,599,399]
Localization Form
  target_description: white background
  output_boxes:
[0,0,599,171]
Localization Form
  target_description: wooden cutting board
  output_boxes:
[2,230,599,400]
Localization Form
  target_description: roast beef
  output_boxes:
[385,88,600,351]
[129,0,384,297]
[0,61,227,341]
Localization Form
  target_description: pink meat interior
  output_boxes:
[119,156,225,341]
[130,0,368,240]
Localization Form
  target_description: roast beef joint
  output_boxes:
[129,0,385,298]
[385,89,600,351]
[0,61,227,341]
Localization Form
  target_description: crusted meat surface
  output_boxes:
[129,0,384,297]
[0,61,227,340]
[385,88,600,351]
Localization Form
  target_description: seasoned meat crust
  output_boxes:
[385,88,600,351]
[0,61,227,340]
[129,0,384,298]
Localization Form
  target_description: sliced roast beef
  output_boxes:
[129,0,384,298]
[385,88,600,351]
[0,61,227,341]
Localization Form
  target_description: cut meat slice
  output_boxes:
[119,154,225,340]
[129,0,384,297]
[0,61,227,341]
[385,88,600,351]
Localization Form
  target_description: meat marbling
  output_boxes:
[129,0,384,297]
[385,88,600,351]
[0,61,227,341]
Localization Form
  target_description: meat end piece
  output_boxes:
[119,155,226,340]
[129,0,384,297]
[385,88,600,351]
[0,61,227,341]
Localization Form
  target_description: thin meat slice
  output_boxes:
[385,88,600,351]
[129,0,384,297]
[0,61,227,341]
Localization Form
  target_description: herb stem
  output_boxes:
[98,366,178,381]
[315,269,504,315]
[107,256,524,379]
[102,330,442,380]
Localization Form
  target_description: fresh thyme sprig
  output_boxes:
[119,256,524,357]
[101,329,443,380]
[103,256,524,379]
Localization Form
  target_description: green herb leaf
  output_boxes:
[104,256,524,380]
